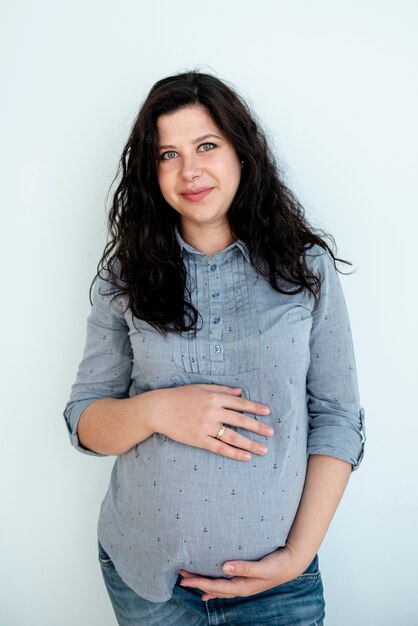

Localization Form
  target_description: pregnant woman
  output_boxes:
[63,71,366,625]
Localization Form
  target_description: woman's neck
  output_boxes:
[179,222,236,256]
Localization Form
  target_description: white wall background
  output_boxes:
[1,1,417,624]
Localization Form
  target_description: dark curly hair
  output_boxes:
[92,70,351,334]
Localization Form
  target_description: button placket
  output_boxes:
[207,260,224,372]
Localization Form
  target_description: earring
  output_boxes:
[241,160,245,164]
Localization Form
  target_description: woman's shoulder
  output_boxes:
[303,242,335,276]
[92,261,128,314]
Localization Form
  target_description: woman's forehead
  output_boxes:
[156,105,222,143]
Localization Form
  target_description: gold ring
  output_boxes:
[216,425,226,439]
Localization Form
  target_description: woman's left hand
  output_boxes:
[179,545,307,601]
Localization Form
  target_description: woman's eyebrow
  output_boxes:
[159,133,223,150]
[192,133,222,144]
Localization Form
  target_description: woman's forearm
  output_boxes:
[77,384,271,458]
[77,393,156,455]
[285,454,352,570]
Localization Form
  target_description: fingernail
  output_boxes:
[224,564,234,573]
[257,445,268,454]
[264,427,274,435]
[263,407,271,414]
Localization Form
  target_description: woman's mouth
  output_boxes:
[180,187,213,202]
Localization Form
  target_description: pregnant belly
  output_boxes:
[108,433,306,576]
[103,369,308,577]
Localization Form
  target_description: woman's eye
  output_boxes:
[198,142,216,152]
[161,151,177,160]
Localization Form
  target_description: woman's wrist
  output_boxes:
[134,387,167,435]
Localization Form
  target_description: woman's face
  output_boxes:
[156,104,242,232]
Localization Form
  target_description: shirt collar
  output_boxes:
[174,225,251,263]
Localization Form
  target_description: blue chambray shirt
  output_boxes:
[63,227,365,602]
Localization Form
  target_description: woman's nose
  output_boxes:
[180,155,202,180]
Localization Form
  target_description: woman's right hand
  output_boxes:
[140,384,274,461]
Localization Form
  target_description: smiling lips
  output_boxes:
[180,187,213,202]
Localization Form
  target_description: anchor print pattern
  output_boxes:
[66,239,364,603]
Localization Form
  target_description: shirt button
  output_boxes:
[213,316,221,324]
[210,264,217,271]
[213,345,221,353]
[212,291,220,298]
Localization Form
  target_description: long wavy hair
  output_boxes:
[92,70,351,334]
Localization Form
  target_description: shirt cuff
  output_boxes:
[63,399,107,457]
[307,407,366,472]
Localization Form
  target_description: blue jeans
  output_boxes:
[98,541,325,625]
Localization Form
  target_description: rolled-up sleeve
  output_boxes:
[306,249,366,471]
[63,272,133,456]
